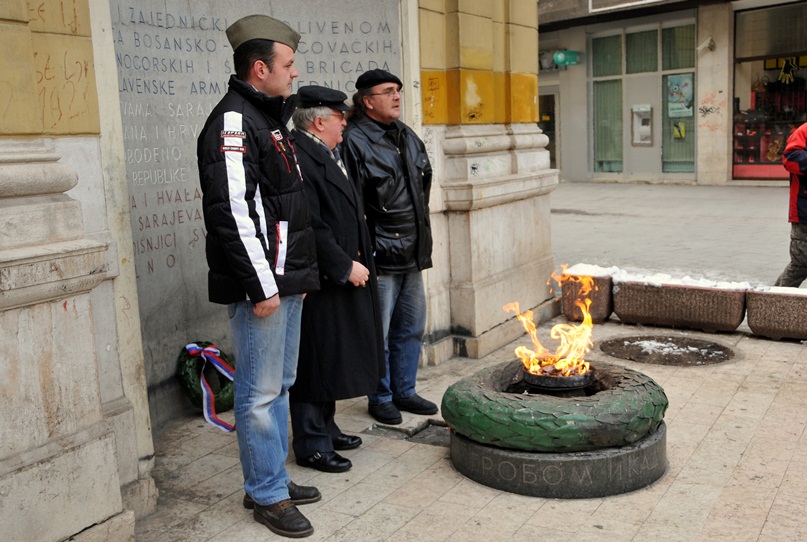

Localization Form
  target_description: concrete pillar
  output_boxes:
[0,1,155,539]
[696,2,733,185]
[419,0,558,359]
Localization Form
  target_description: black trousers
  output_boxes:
[289,401,341,458]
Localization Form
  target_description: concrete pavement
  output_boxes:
[136,181,807,542]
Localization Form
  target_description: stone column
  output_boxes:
[0,1,155,539]
[0,140,130,542]
[696,2,732,185]
[419,0,559,359]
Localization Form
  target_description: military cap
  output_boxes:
[297,86,351,111]
[226,15,301,52]
[355,69,403,90]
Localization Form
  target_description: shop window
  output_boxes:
[662,25,695,70]
[593,35,622,77]
[662,73,695,172]
[627,30,658,74]
[732,58,805,179]
[592,24,694,175]
[593,80,623,172]
[735,3,807,61]
[733,3,807,180]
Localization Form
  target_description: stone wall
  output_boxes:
[0,0,156,540]
[109,0,405,426]
[418,0,559,360]
[111,0,559,424]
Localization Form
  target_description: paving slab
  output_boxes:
[137,182,807,541]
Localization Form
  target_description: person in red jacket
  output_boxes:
[775,121,807,287]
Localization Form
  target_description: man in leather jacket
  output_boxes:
[341,69,438,425]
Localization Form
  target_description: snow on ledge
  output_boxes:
[754,286,807,297]
[563,263,620,277]
[560,263,751,290]
[612,270,750,290]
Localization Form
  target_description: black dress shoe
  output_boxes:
[244,481,321,509]
[368,402,402,425]
[393,393,438,415]
[333,433,362,451]
[253,499,313,538]
[296,451,352,473]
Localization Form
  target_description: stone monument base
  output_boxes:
[449,422,667,499]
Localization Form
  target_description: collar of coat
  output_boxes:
[294,129,339,165]
[228,75,286,122]
[349,114,405,144]
[298,128,333,154]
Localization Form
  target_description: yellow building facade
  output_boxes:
[419,0,539,125]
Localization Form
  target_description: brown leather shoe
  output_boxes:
[243,481,321,509]
[253,499,313,538]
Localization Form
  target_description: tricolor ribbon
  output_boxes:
[185,343,236,432]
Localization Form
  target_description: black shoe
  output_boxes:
[253,499,313,538]
[244,481,321,509]
[333,433,362,451]
[368,402,402,425]
[393,394,438,415]
[296,451,352,473]
[287,481,322,504]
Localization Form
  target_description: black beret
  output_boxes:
[297,86,351,111]
[226,15,301,52]
[355,69,403,91]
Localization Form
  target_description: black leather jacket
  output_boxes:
[341,115,433,273]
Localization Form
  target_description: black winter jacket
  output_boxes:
[341,115,433,273]
[197,76,318,304]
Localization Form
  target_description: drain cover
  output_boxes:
[599,335,734,366]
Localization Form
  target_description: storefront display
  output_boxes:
[733,62,806,179]
[733,3,807,180]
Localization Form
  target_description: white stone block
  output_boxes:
[0,428,123,542]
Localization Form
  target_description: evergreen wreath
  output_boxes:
[177,341,236,412]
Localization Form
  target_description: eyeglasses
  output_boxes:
[368,87,402,97]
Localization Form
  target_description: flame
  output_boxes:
[504,272,595,377]
[549,264,597,297]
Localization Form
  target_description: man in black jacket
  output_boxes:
[289,85,385,474]
[342,69,438,425]
[197,15,319,539]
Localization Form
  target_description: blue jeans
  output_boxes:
[228,295,302,506]
[369,271,426,405]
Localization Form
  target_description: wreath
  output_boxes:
[441,360,667,452]
[177,342,236,430]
